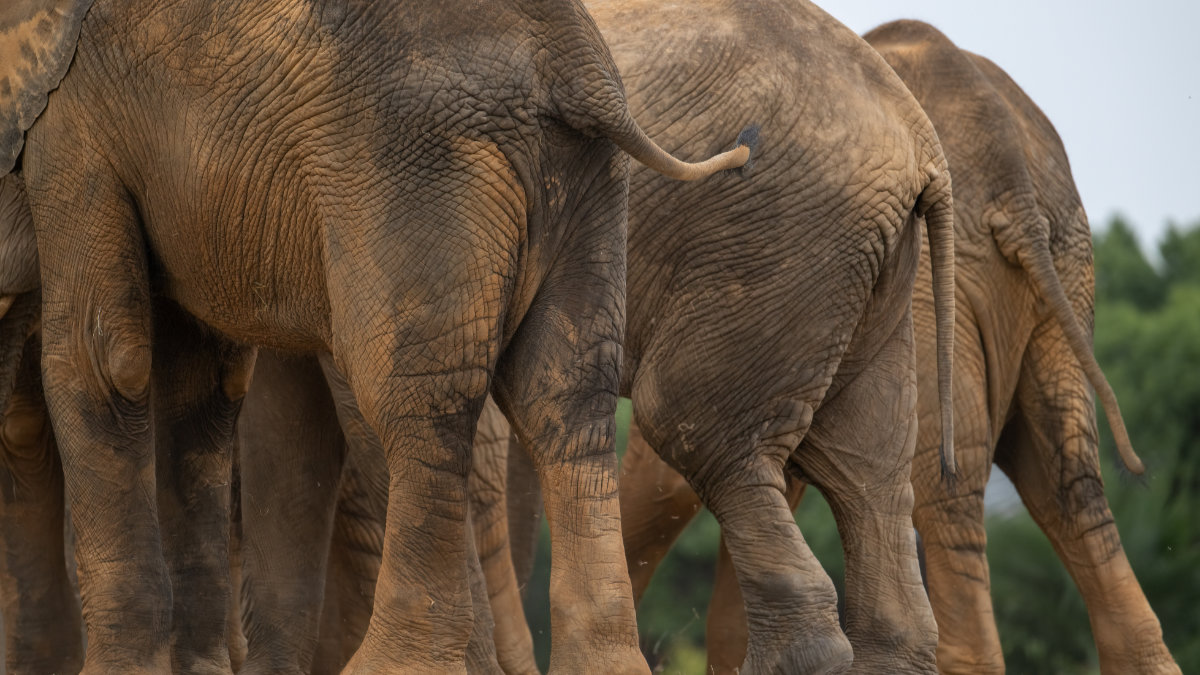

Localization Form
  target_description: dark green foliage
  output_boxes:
[524,217,1199,673]
[1092,215,1165,309]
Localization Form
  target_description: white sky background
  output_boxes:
[820,1,1200,257]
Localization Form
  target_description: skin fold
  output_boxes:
[615,20,1181,675]
[0,0,751,673]
[324,1,959,673]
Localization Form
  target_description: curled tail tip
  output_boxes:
[731,124,761,176]
[736,124,760,151]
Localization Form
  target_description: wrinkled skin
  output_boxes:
[0,175,256,675]
[1,0,751,671]
[0,176,81,675]
[596,2,956,672]
[642,20,1181,675]
[0,191,503,675]
[462,0,960,672]
[233,350,505,675]
[0,335,84,675]
[867,21,1177,675]
[0,343,507,675]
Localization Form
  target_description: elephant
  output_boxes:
[2,180,506,675]
[319,0,962,671]
[0,0,752,671]
[1,186,513,675]
[613,19,1182,675]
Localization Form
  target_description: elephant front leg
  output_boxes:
[34,222,170,667]
[33,164,171,673]
[804,317,938,674]
[464,510,504,674]
[0,338,84,675]
[312,363,389,674]
[469,398,539,675]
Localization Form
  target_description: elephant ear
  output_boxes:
[0,0,95,175]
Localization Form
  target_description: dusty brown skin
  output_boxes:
[0,344,508,675]
[464,0,960,672]
[866,21,1176,675]
[601,1,956,672]
[0,177,80,675]
[233,351,507,675]
[0,0,752,672]
[626,20,1180,675]
[2,187,503,674]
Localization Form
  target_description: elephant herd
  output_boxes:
[0,0,1181,673]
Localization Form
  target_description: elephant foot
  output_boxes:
[78,650,171,675]
[173,645,234,675]
[548,645,648,675]
[1097,632,1181,675]
[934,641,1004,675]
[174,659,234,675]
[743,629,853,675]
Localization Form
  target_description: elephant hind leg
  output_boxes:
[801,315,938,674]
[910,450,1003,675]
[662,399,849,675]
[995,415,1180,675]
[705,469,850,675]
[704,477,806,675]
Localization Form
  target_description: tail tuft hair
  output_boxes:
[939,441,958,496]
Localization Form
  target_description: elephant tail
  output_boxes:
[1019,235,1145,474]
[916,166,957,487]
[606,117,758,182]
[552,56,756,181]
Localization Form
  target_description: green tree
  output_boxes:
[1092,215,1165,309]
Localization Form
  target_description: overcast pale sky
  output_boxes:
[820,1,1199,256]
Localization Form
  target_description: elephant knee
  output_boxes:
[107,340,151,402]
